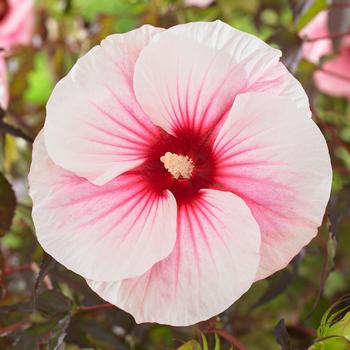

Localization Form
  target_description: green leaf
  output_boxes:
[214,333,221,350]
[46,315,71,350]
[310,295,350,349]
[0,300,33,314]
[73,0,142,22]
[66,315,125,349]
[288,0,315,24]
[11,321,57,350]
[24,53,54,105]
[177,340,202,350]
[311,335,350,350]
[297,0,327,30]
[251,268,295,309]
[0,173,16,236]
[201,333,209,350]
[11,315,70,350]
[36,290,71,317]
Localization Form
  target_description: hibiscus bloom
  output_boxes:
[300,10,350,99]
[29,21,332,326]
[0,57,8,108]
[0,0,34,50]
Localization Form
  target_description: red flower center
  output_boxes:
[0,0,9,22]
[137,128,217,205]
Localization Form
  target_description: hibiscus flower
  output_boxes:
[300,10,350,99]
[0,0,34,50]
[29,21,332,326]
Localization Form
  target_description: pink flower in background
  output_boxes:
[301,10,350,99]
[185,0,214,8]
[29,21,332,326]
[0,0,34,50]
[0,57,8,108]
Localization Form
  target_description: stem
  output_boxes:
[215,328,248,350]
[0,120,33,143]
[0,320,30,336]
[4,264,32,276]
[76,303,115,312]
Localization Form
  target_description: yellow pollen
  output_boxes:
[160,152,194,179]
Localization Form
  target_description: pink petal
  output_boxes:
[29,132,177,281]
[213,92,332,280]
[0,57,8,109]
[249,62,311,116]
[314,48,350,99]
[44,25,163,185]
[134,21,308,140]
[0,0,34,50]
[300,10,332,64]
[88,189,261,326]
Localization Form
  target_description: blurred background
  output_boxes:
[0,0,350,349]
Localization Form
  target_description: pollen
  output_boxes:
[160,152,194,179]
